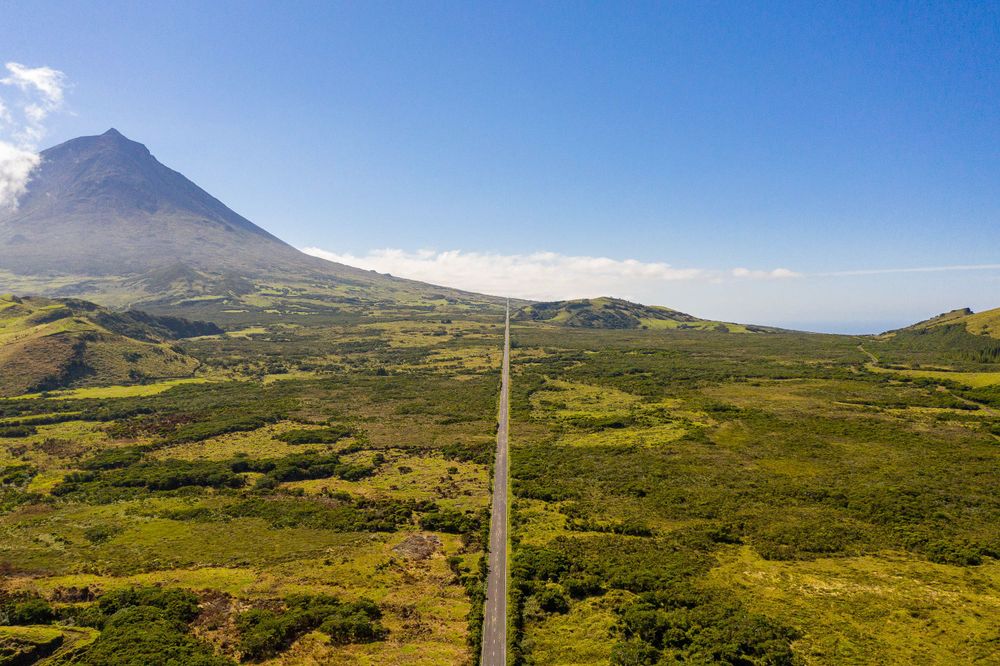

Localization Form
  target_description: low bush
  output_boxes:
[237,594,386,661]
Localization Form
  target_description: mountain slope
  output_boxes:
[898,307,1000,339]
[0,129,506,316]
[0,293,216,396]
[0,129,304,276]
[512,297,775,332]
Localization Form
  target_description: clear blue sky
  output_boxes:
[2,1,999,332]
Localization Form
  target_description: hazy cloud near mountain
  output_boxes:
[0,62,66,209]
[301,247,799,301]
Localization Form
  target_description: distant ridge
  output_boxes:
[892,306,1000,339]
[512,297,776,333]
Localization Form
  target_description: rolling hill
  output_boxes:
[512,297,776,332]
[0,293,216,396]
[896,306,1000,339]
[867,306,1000,370]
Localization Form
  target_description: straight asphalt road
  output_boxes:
[481,301,510,666]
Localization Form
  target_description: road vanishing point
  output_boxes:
[481,300,510,665]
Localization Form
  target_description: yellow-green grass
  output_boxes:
[867,364,1000,388]
[530,379,641,420]
[0,625,66,643]
[6,522,475,665]
[360,319,494,349]
[637,317,751,333]
[708,545,1000,665]
[521,594,624,665]
[423,346,500,374]
[11,376,211,400]
[285,449,490,512]
[961,308,1000,338]
[0,624,99,662]
[150,421,340,461]
[908,306,1000,339]
[557,422,688,448]
[225,326,269,338]
[16,567,260,598]
[512,498,571,547]
[0,420,142,471]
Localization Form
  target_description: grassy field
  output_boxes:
[506,323,1000,665]
[3,293,1000,664]
[0,308,504,665]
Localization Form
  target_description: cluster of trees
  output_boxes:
[3,586,231,666]
[509,534,801,665]
[614,589,798,664]
[441,439,493,465]
[418,507,485,534]
[3,587,390,664]
[54,451,374,498]
[0,424,36,437]
[237,594,386,660]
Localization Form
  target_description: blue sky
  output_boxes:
[1,1,998,332]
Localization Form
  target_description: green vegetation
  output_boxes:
[0,305,501,664]
[895,305,1000,339]
[4,280,1000,664]
[0,586,229,665]
[509,322,1000,664]
[512,296,771,332]
[0,294,210,397]
[275,424,354,444]
[236,594,386,660]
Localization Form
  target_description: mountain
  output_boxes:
[897,307,1000,339]
[0,129,307,276]
[512,297,775,332]
[0,293,215,396]
[0,130,505,317]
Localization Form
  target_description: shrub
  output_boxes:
[77,605,233,666]
[97,586,201,624]
[84,524,122,544]
[2,597,55,625]
[536,585,570,614]
[237,595,386,660]
[419,508,482,534]
[0,425,36,438]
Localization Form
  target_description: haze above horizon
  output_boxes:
[1,1,998,333]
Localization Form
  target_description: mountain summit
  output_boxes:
[0,130,507,317]
[0,129,306,275]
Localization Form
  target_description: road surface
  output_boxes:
[481,301,510,666]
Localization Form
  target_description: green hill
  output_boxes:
[898,306,1000,339]
[0,294,216,396]
[867,306,1000,370]
[512,297,774,332]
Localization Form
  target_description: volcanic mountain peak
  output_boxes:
[0,128,295,275]
[0,130,508,317]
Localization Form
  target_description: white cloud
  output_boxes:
[0,62,67,209]
[731,267,801,279]
[0,142,40,211]
[301,246,798,301]
[819,264,1000,276]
